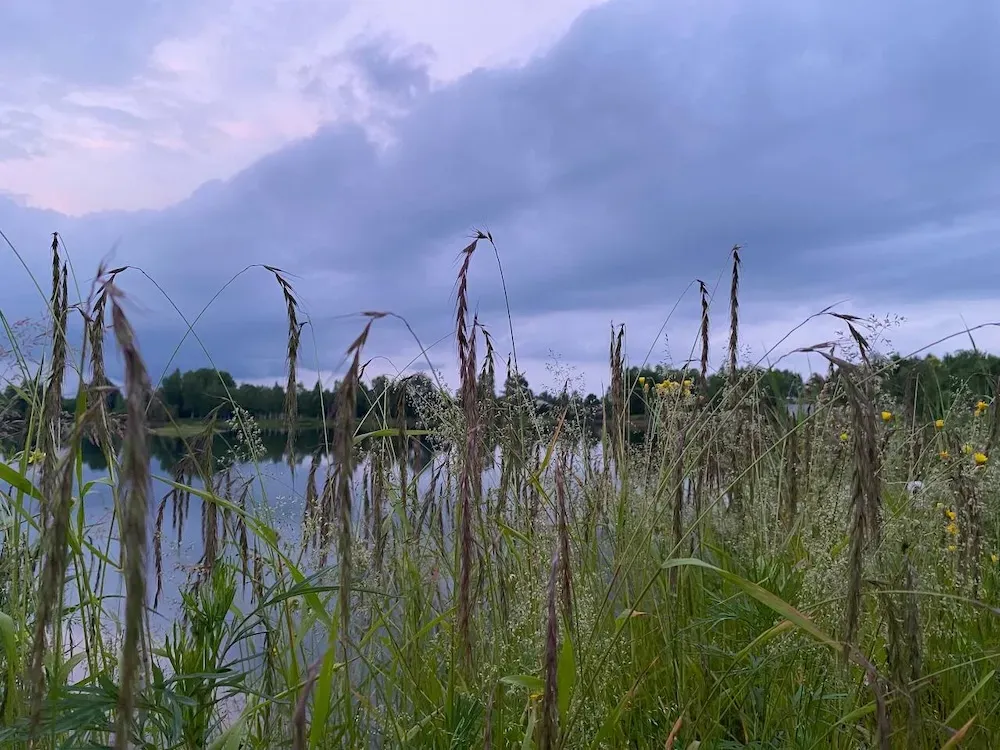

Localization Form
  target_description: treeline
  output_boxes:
[146,368,439,423]
[2,350,998,428]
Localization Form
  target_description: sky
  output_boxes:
[2,0,999,395]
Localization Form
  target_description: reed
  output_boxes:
[1,239,998,749]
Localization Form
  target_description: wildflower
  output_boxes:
[992,553,999,564]
[975,400,989,416]
[935,419,945,429]
[939,450,950,460]
[26,450,44,465]
[638,376,646,386]
[945,509,957,521]
[682,379,692,387]
[936,502,944,510]
[948,545,957,552]
[963,444,973,454]
[974,452,988,466]
[881,410,893,422]
[945,521,959,536]
[840,432,849,443]
[656,380,678,395]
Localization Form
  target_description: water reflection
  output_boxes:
[75,427,438,474]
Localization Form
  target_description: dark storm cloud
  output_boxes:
[3,0,1000,382]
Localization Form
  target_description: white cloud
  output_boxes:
[0,0,607,214]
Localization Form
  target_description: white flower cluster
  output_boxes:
[227,405,266,463]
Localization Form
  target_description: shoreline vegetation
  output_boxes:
[1,235,1000,748]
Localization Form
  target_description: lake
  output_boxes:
[3,428,443,636]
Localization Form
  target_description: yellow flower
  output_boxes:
[840,432,849,443]
[881,410,893,422]
[638,376,646,386]
[945,509,957,521]
[974,452,988,466]
[935,502,944,510]
[26,450,45,465]
[962,444,973,454]
[947,545,957,552]
[945,521,959,536]
[939,450,950,460]
[975,400,989,416]
[935,419,945,429]
[682,379,692,387]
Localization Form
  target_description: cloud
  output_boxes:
[0,0,202,87]
[2,0,1000,394]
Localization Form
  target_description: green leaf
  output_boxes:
[309,634,342,749]
[501,675,544,694]
[0,611,17,723]
[557,634,576,728]
[661,558,839,651]
[520,705,537,750]
[207,713,248,750]
[0,462,39,500]
[945,669,995,727]
[353,428,432,443]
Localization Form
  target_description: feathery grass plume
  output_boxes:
[201,482,219,583]
[265,266,303,469]
[539,542,560,750]
[361,466,371,539]
[728,244,741,386]
[28,441,76,733]
[478,327,498,470]
[955,478,983,594]
[697,279,710,395]
[40,246,69,529]
[371,442,385,570]
[555,455,574,631]
[28,244,72,732]
[780,422,800,527]
[302,449,321,546]
[866,662,892,750]
[335,313,380,710]
[153,494,168,609]
[87,277,111,433]
[455,237,481,665]
[396,385,409,515]
[292,658,323,750]
[830,356,881,654]
[236,481,251,592]
[316,460,336,559]
[609,325,625,468]
[106,275,153,750]
[877,587,906,721]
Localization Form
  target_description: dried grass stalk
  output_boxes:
[265,267,302,468]
[455,239,481,665]
[107,276,153,750]
[540,542,560,750]
[728,245,741,385]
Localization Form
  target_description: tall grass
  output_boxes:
[1,232,1000,749]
